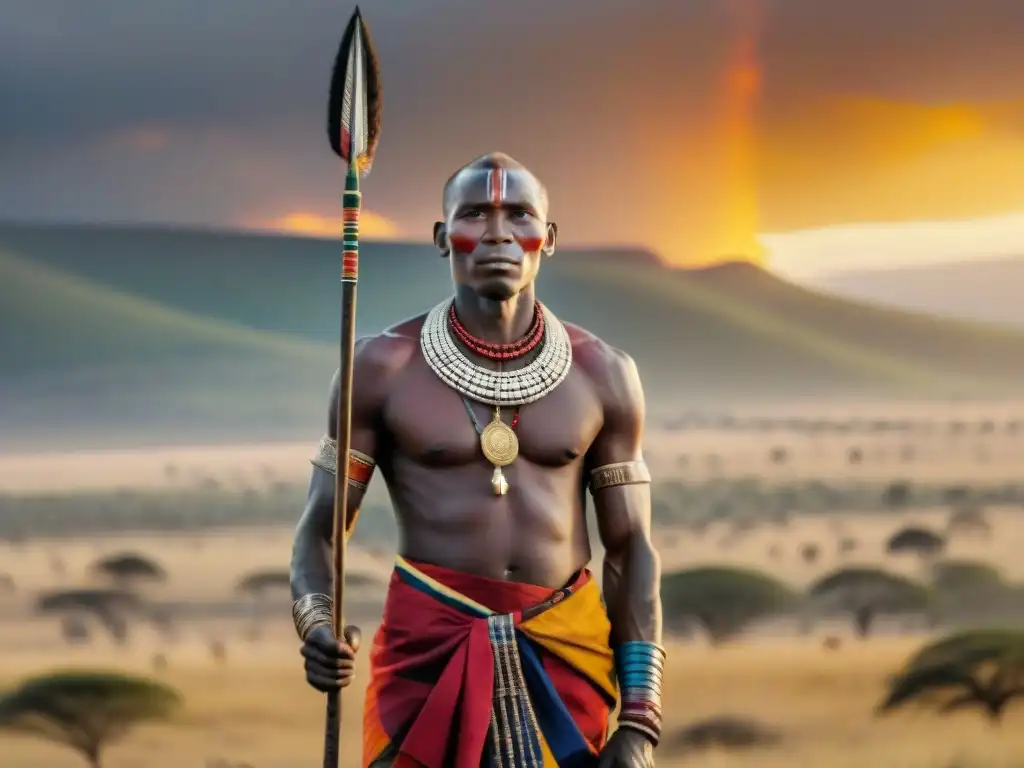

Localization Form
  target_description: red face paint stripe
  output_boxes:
[488,168,506,205]
[449,233,480,254]
[514,235,544,252]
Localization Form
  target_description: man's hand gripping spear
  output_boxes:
[290,7,382,768]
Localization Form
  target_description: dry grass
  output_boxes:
[1,527,1023,768]
[1,413,1023,767]
[1,406,1021,495]
[652,507,1024,587]
[2,635,1024,767]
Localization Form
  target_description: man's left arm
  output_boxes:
[587,348,664,757]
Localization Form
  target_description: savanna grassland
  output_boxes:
[3,413,1024,767]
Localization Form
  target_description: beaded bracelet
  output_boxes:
[614,641,666,746]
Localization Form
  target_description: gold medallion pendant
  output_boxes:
[480,408,519,496]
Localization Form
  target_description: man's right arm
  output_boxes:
[289,334,412,692]
[290,335,392,600]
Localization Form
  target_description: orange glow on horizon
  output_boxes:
[262,210,401,240]
[758,97,1024,232]
[698,0,765,268]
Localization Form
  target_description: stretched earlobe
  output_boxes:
[542,222,558,257]
[432,221,448,257]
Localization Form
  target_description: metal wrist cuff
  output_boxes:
[292,593,334,641]
[622,684,663,704]
[617,717,661,747]
[615,640,665,744]
[615,640,667,658]
[615,641,667,692]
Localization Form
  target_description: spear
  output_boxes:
[323,6,381,768]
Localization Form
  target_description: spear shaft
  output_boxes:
[324,163,360,767]
[322,7,381,766]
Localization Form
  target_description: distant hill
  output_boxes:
[686,261,1024,388]
[0,222,664,343]
[816,256,1024,329]
[3,222,1024,446]
[0,247,335,445]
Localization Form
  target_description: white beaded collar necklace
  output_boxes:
[419,297,573,406]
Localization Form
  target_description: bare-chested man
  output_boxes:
[290,152,663,768]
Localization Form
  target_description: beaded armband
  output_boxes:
[588,460,651,494]
[310,436,376,491]
[614,641,666,746]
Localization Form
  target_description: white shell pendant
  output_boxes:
[491,466,509,496]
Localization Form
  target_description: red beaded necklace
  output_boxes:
[448,301,545,362]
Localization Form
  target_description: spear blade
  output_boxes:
[328,6,382,172]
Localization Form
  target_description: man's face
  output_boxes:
[436,167,555,301]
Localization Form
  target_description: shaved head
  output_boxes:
[442,152,549,218]
[433,151,558,301]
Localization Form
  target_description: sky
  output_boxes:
[2,0,1023,274]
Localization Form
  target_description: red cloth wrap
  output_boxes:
[361,560,608,768]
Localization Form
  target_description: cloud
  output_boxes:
[2,0,1024,266]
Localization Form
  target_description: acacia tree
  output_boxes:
[931,560,1004,595]
[945,505,991,538]
[886,526,946,559]
[0,671,181,767]
[89,552,166,589]
[930,560,1007,623]
[661,566,797,644]
[877,630,1024,722]
[806,567,932,638]
[35,588,142,646]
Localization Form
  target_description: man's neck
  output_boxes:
[453,285,536,344]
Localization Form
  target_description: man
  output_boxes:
[290,152,664,768]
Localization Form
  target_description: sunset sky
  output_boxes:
[2,0,1023,276]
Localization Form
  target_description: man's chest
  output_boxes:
[383,362,603,468]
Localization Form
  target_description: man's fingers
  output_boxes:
[302,625,359,693]
[343,625,362,653]
[305,662,355,686]
[300,643,337,666]
[304,655,353,675]
[302,645,354,672]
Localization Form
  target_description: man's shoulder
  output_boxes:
[356,313,425,359]
[328,313,426,391]
[562,321,643,417]
[382,312,429,341]
[563,322,637,379]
